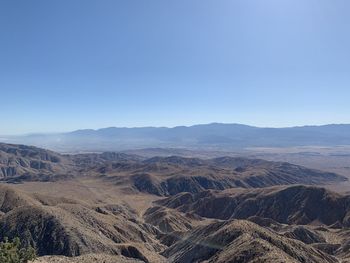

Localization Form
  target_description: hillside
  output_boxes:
[1,183,350,262]
[156,185,350,226]
[163,220,338,263]
[0,143,346,196]
[0,184,166,262]
[87,154,346,195]
[0,143,74,180]
[0,143,349,262]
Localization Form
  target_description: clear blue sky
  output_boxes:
[1,0,350,134]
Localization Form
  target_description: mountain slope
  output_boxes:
[2,180,350,262]
[0,143,74,180]
[0,184,166,262]
[106,156,346,196]
[157,185,350,226]
[0,143,346,196]
[163,220,338,263]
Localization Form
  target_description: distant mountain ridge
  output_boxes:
[2,123,350,152]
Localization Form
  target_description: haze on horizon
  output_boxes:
[1,0,350,135]
[3,122,350,137]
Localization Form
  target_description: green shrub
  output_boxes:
[0,237,36,263]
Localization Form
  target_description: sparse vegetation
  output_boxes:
[0,237,36,263]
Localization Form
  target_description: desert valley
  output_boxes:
[1,137,350,262]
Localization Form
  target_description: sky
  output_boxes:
[0,0,350,134]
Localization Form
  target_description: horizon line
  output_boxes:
[2,122,350,137]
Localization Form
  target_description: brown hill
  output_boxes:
[162,220,338,263]
[0,144,346,196]
[1,143,350,262]
[2,182,350,262]
[0,143,74,181]
[156,185,350,227]
[0,184,166,262]
[143,206,194,233]
[99,156,346,196]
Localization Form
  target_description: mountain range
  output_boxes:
[3,123,350,152]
